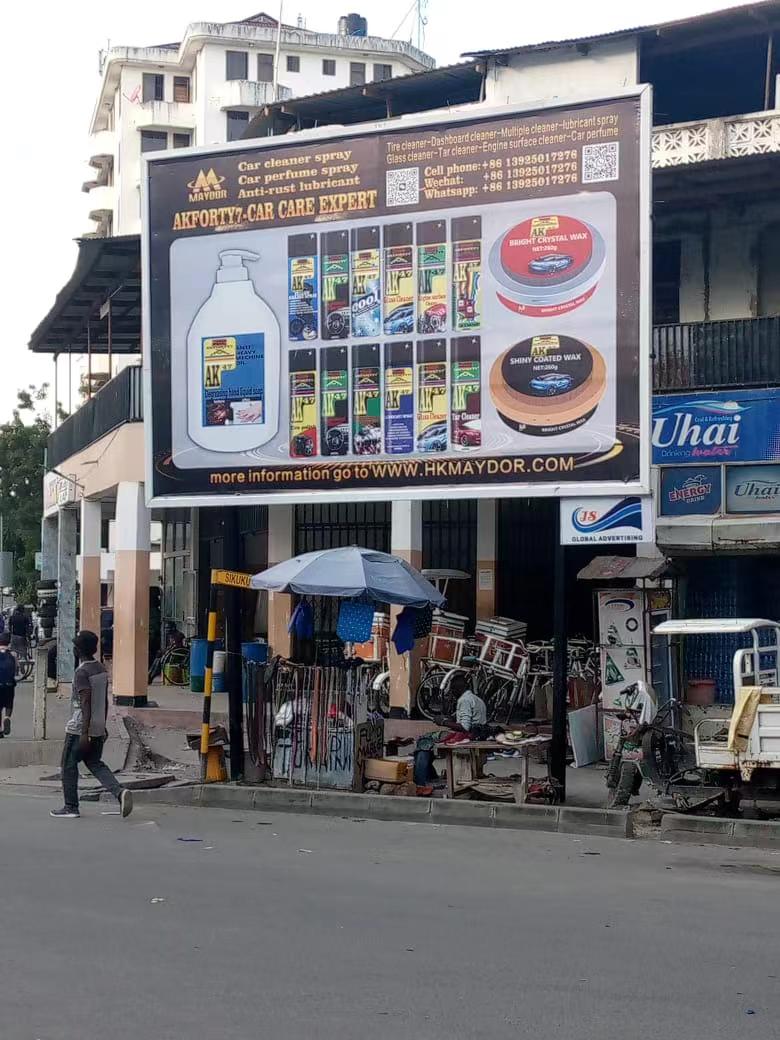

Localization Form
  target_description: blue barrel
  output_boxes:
[190,638,208,693]
[242,641,268,664]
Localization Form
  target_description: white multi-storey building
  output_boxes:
[83,10,435,236]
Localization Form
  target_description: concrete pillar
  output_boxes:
[389,500,423,716]
[56,508,78,685]
[112,482,150,706]
[41,516,58,581]
[476,499,497,620]
[267,504,294,658]
[79,499,102,636]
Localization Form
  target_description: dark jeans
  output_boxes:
[61,734,122,811]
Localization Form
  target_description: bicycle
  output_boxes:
[415,635,527,724]
[148,637,191,687]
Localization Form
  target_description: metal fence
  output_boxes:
[47,363,143,469]
[653,316,780,391]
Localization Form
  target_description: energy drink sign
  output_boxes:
[143,92,651,506]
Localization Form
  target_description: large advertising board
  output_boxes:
[143,91,651,506]
[652,389,780,466]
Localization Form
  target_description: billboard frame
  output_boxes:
[141,86,652,509]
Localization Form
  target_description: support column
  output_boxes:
[41,515,58,581]
[267,505,294,658]
[113,482,150,707]
[389,500,423,717]
[56,508,78,686]
[79,499,102,636]
[476,499,497,620]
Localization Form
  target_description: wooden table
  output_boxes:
[435,736,551,802]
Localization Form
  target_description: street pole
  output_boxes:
[273,0,284,101]
[223,508,244,781]
[550,509,567,801]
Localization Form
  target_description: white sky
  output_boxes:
[1,0,753,422]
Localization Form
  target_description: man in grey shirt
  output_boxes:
[50,630,133,819]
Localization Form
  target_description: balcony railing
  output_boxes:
[47,364,143,470]
[653,316,780,391]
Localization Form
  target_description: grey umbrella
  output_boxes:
[249,546,445,607]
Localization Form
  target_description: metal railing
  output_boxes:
[653,316,780,391]
[47,363,143,470]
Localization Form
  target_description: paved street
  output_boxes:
[1,793,779,1040]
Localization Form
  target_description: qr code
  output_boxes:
[582,142,619,183]
[386,167,419,207]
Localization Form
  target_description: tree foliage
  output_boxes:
[0,386,51,603]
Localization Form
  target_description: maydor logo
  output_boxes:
[571,497,642,535]
[652,398,745,460]
[668,473,712,504]
[187,168,227,203]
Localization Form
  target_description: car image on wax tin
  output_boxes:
[529,373,574,396]
[528,254,574,276]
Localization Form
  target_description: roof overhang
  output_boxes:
[28,235,141,355]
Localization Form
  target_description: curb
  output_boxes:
[135,783,634,839]
[661,812,780,849]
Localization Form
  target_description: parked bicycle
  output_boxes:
[148,626,191,687]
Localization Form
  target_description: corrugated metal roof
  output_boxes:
[461,0,779,59]
[243,61,482,138]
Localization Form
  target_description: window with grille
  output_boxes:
[226,110,249,141]
[323,58,336,76]
[349,61,366,86]
[258,53,274,82]
[286,54,300,73]
[373,64,392,82]
[140,130,167,153]
[173,76,190,103]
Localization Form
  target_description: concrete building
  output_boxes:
[84,10,434,237]
[31,3,780,707]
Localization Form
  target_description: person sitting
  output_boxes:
[445,672,487,737]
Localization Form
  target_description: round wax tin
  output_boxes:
[489,215,606,317]
[489,335,606,437]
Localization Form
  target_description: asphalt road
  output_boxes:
[1,792,779,1040]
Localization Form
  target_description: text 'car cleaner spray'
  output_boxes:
[186,249,280,451]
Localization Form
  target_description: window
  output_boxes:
[142,73,164,103]
[653,240,681,325]
[349,61,366,86]
[286,54,300,73]
[172,132,191,149]
[140,129,168,153]
[322,58,336,76]
[226,110,249,141]
[257,53,274,82]
[173,76,190,103]
[226,50,248,80]
[373,63,392,82]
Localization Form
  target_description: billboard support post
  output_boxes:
[551,513,567,800]
[223,508,245,781]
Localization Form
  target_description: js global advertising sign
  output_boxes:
[143,92,651,506]
[559,495,654,545]
[652,389,780,466]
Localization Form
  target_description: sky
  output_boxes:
[0,0,755,423]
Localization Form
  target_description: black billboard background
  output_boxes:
[146,96,644,500]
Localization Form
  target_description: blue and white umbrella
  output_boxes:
[250,546,444,608]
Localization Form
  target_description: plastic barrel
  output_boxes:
[190,638,208,694]
[212,650,226,693]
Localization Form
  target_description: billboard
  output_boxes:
[658,466,721,517]
[725,464,780,514]
[143,91,651,506]
[559,494,654,544]
[652,389,780,466]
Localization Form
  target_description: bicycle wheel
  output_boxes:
[162,647,191,688]
[17,658,33,682]
[480,673,516,723]
[416,666,451,721]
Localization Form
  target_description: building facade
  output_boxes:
[84,11,434,237]
[32,4,780,706]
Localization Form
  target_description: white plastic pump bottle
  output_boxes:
[186,249,280,452]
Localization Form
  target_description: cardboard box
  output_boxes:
[363,758,411,783]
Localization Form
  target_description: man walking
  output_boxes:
[8,605,30,659]
[50,630,133,819]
